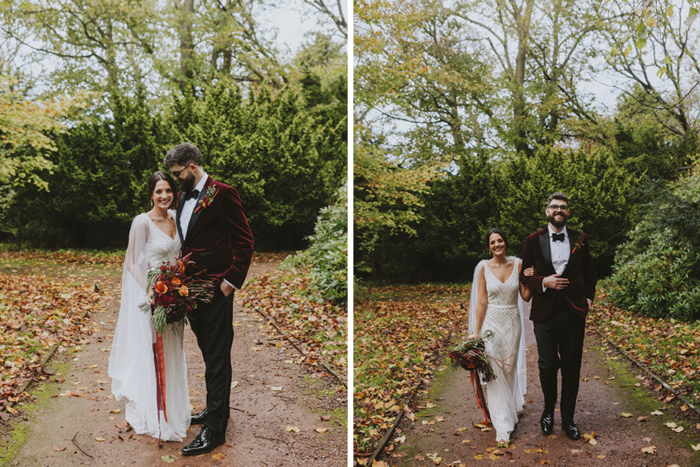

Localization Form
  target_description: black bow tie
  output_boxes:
[552,233,566,242]
[184,189,200,200]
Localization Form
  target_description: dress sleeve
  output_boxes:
[124,215,150,290]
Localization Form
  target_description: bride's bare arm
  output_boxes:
[469,267,488,338]
[519,262,533,301]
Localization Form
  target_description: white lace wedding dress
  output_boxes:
[470,258,527,443]
[108,212,191,441]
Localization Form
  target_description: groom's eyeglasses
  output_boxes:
[548,204,569,212]
[170,164,192,178]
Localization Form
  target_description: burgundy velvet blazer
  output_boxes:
[519,227,597,322]
[176,176,254,290]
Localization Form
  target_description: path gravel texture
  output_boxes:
[6,262,347,466]
[380,318,700,466]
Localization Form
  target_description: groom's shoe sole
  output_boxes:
[540,413,554,435]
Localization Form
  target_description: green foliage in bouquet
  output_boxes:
[603,166,700,321]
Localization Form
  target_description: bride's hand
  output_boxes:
[467,332,479,340]
[523,267,535,276]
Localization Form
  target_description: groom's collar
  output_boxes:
[548,224,568,238]
[193,173,209,192]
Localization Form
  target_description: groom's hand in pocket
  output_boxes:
[220,280,234,297]
[543,274,569,290]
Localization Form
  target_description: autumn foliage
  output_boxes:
[354,285,469,454]
[0,268,110,414]
[237,268,347,380]
[591,290,700,407]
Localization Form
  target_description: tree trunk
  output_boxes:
[179,0,195,91]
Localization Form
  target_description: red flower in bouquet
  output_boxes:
[140,252,215,335]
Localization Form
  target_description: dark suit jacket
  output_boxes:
[176,176,254,289]
[519,227,596,322]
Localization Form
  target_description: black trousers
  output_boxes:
[189,289,235,432]
[533,299,585,422]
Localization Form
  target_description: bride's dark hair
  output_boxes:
[486,228,509,252]
[147,171,177,207]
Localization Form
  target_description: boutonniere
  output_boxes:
[571,233,588,254]
[194,186,219,213]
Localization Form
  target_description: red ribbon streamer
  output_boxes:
[470,369,490,425]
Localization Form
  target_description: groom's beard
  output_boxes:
[179,173,196,192]
[548,213,568,228]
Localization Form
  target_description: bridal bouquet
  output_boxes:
[139,252,214,335]
[448,330,496,382]
[448,330,496,424]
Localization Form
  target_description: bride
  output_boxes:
[108,171,191,441]
[468,228,532,445]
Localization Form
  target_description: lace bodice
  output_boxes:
[142,213,181,267]
[483,260,520,308]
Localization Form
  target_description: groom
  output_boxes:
[164,142,254,455]
[520,192,596,441]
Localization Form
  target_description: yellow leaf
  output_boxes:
[270,386,283,391]
[110,409,121,414]
[620,412,633,418]
[95,437,105,442]
[426,402,436,408]
[161,454,177,463]
[211,453,225,460]
[691,443,700,451]
[314,427,328,433]
[597,455,606,459]
[641,446,657,454]
[286,426,300,433]
[373,462,390,467]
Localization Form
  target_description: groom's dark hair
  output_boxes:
[163,142,203,167]
[547,192,569,207]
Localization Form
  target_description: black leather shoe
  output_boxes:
[181,427,226,456]
[562,420,581,440]
[190,408,208,425]
[540,412,554,435]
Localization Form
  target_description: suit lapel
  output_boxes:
[563,230,580,275]
[176,192,186,244]
[539,230,552,269]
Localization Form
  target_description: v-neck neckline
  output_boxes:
[145,213,177,242]
[485,260,516,285]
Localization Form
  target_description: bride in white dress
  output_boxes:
[109,171,191,442]
[468,228,532,444]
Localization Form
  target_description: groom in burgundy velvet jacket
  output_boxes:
[164,142,254,456]
[520,192,596,441]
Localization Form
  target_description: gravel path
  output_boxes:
[380,319,700,466]
[6,262,347,466]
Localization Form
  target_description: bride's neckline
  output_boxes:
[145,213,178,241]
[485,259,516,285]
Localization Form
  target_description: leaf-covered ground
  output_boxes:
[591,288,700,408]
[0,260,119,417]
[353,284,470,456]
[237,266,348,383]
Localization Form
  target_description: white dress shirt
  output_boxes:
[179,174,209,240]
[549,225,570,275]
